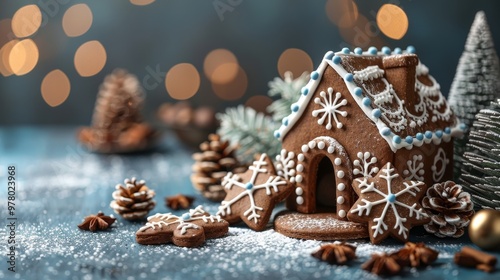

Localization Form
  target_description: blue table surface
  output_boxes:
[0,126,499,280]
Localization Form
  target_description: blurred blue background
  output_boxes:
[0,0,499,125]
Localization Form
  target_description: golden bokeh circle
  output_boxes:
[325,0,359,28]
[9,39,39,76]
[11,5,42,38]
[165,63,200,100]
[245,95,273,114]
[62,4,93,37]
[130,0,156,6]
[204,49,239,84]
[377,4,409,40]
[74,40,107,77]
[212,66,248,101]
[41,69,71,107]
[277,48,313,79]
[0,40,18,77]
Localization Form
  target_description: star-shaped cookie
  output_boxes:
[347,162,429,244]
[136,206,228,247]
[216,153,293,231]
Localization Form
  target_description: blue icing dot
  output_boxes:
[274,131,280,138]
[416,133,424,141]
[407,46,416,54]
[394,47,402,54]
[291,104,299,112]
[181,213,191,220]
[435,130,443,138]
[405,136,413,144]
[245,182,254,190]
[333,55,342,64]
[282,118,288,126]
[344,73,354,82]
[354,87,363,96]
[372,109,381,118]
[368,46,378,55]
[324,52,334,60]
[444,127,451,134]
[381,127,391,136]
[393,135,402,144]
[342,47,350,54]
[362,97,371,106]
[387,194,396,203]
[311,71,319,80]
[354,47,362,55]
[301,87,309,96]
[460,123,467,130]
[382,46,391,55]
[425,131,433,139]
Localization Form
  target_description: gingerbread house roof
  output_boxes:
[274,46,466,152]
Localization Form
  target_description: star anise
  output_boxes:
[311,242,357,265]
[165,194,195,210]
[78,212,116,232]
[362,253,402,276]
[392,242,439,267]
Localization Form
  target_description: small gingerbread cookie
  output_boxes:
[216,153,293,231]
[347,162,429,244]
[136,206,228,247]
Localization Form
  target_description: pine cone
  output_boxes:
[422,181,474,238]
[110,177,156,220]
[191,134,246,201]
[78,69,157,153]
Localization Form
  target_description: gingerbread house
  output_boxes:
[274,46,465,219]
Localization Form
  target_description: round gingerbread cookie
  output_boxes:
[274,210,368,240]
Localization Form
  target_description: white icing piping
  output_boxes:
[275,47,465,152]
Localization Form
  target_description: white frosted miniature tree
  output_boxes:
[448,11,500,179]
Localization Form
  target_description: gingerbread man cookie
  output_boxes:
[347,162,429,244]
[136,206,228,247]
[216,153,293,231]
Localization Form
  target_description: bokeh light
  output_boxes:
[165,63,200,100]
[377,4,409,40]
[212,66,248,100]
[130,0,156,6]
[41,69,71,107]
[11,5,42,38]
[9,39,39,76]
[0,19,12,48]
[62,4,93,37]
[204,49,239,84]
[277,48,313,79]
[0,40,18,77]
[74,40,107,77]
[325,0,359,28]
[245,95,273,114]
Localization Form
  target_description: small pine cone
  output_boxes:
[422,181,474,238]
[191,134,246,201]
[110,177,156,220]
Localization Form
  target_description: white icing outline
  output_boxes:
[403,154,425,181]
[431,148,449,182]
[353,152,379,177]
[217,154,288,223]
[350,163,428,239]
[275,48,465,152]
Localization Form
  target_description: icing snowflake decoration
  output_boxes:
[403,154,425,181]
[138,206,222,234]
[350,163,428,239]
[353,152,379,177]
[312,87,348,130]
[275,149,296,183]
[217,154,288,223]
[432,148,449,182]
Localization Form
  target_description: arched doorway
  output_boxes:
[315,156,336,212]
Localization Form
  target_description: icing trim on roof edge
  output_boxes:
[274,46,466,153]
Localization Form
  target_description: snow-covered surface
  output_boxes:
[0,127,497,280]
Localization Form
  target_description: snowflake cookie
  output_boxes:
[216,153,293,231]
[347,162,429,244]
[135,206,228,247]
